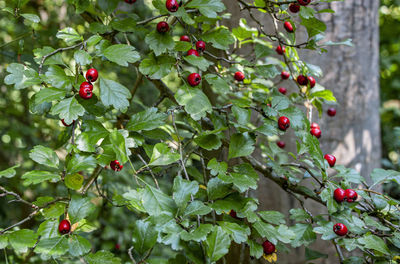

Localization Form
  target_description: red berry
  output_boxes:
[333,223,348,236]
[234,71,245,81]
[188,73,201,87]
[276,45,285,55]
[310,122,320,129]
[124,0,136,3]
[157,21,169,33]
[307,76,316,88]
[115,244,121,250]
[61,119,74,127]
[324,154,336,167]
[277,141,285,148]
[278,116,290,131]
[310,128,321,138]
[79,82,93,100]
[281,71,290,80]
[298,0,311,6]
[180,35,190,42]
[196,40,206,52]
[289,3,300,13]
[58,219,71,234]
[166,0,179,12]
[345,189,358,202]
[284,21,294,33]
[278,87,287,95]
[327,108,337,117]
[86,68,98,82]
[333,188,346,203]
[229,210,239,219]
[187,49,199,57]
[110,160,123,172]
[262,240,276,255]
[297,75,308,85]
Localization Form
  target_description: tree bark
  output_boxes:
[222,1,380,263]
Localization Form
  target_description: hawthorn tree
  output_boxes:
[0,0,399,263]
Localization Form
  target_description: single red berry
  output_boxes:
[115,244,121,250]
[85,68,98,82]
[157,21,169,33]
[276,45,285,55]
[234,71,245,81]
[180,35,190,42]
[308,76,316,88]
[188,73,201,87]
[166,0,179,12]
[324,154,336,167]
[298,0,311,6]
[278,116,290,131]
[289,3,300,13]
[262,240,276,255]
[310,128,321,138]
[124,0,136,3]
[297,75,308,85]
[278,87,287,95]
[58,219,71,234]
[79,84,93,100]
[80,81,93,91]
[333,223,348,236]
[333,188,346,203]
[327,108,337,117]
[196,40,206,52]
[345,189,358,202]
[187,49,199,57]
[284,21,294,33]
[281,71,290,80]
[229,210,239,219]
[277,141,285,148]
[267,103,271,107]
[110,160,123,172]
[310,122,320,129]
[61,119,74,127]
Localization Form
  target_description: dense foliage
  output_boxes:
[1,0,400,263]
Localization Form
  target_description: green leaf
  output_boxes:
[248,239,263,258]
[0,165,19,179]
[21,13,40,23]
[300,17,326,38]
[85,250,121,264]
[258,211,285,225]
[218,221,250,244]
[9,230,38,253]
[186,0,225,18]
[149,143,180,166]
[100,78,132,111]
[180,224,213,242]
[51,98,84,126]
[68,235,92,257]
[29,145,59,168]
[228,133,255,159]
[202,27,234,50]
[175,87,212,121]
[42,202,66,219]
[126,108,167,131]
[183,56,213,71]
[67,154,97,174]
[311,90,336,102]
[207,158,228,176]
[35,87,66,105]
[370,168,400,186]
[205,74,230,92]
[305,247,328,261]
[207,177,231,200]
[34,236,69,256]
[4,63,41,89]
[0,235,8,249]
[256,65,279,79]
[74,50,92,66]
[253,221,277,244]
[206,226,231,262]
[56,27,83,45]
[291,223,316,248]
[132,220,158,255]
[139,54,175,79]
[45,65,74,90]
[37,220,59,239]
[358,234,390,255]
[173,176,199,208]
[194,134,222,151]
[65,173,84,190]
[33,46,64,66]
[145,31,175,56]
[68,195,96,223]
[183,201,212,217]
[103,44,140,66]
[110,17,137,32]
[21,170,61,185]
[142,185,176,216]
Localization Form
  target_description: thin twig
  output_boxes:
[137,154,160,189]
[38,42,84,74]
[332,239,345,263]
[81,165,103,194]
[281,163,324,187]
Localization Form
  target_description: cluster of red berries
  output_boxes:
[110,160,123,172]
[334,188,358,203]
[79,68,98,100]
[310,122,321,139]
[289,0,312,13]
[179,35,207,86]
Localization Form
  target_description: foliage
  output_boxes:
[0,0,399,263]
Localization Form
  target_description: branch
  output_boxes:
[332,239,345,264]
[0,186,37,209]
[81,165,103,195]
[204,51,240,64]
[280,163,324,187]
[38,42,84,74]
[137,154,160,189]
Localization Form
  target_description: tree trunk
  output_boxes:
[223,1,380,263]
